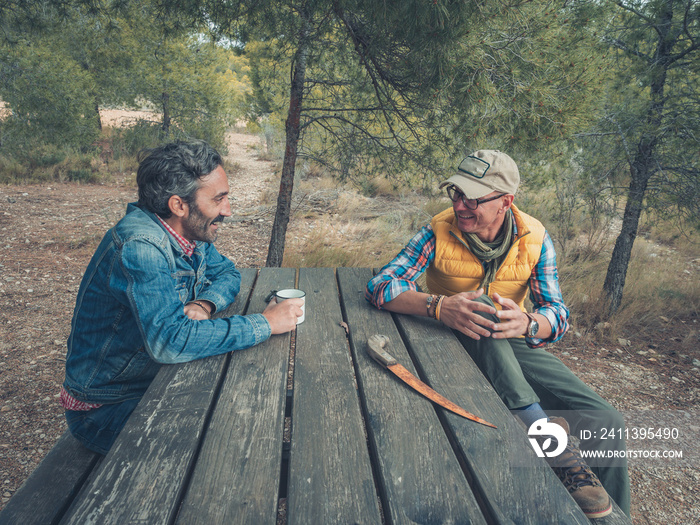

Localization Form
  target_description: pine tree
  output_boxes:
[204,0,605,266]
[580,0,700,314]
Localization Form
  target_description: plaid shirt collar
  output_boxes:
[156,214,196,257]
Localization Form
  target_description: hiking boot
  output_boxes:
[546,418,612,519]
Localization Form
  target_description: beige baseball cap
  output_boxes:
[439,150,519,198]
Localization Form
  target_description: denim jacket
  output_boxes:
[63,203,271,404]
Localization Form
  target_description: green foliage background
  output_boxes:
[0,1,250,162]
[0,45,99,153]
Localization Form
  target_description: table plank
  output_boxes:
[336,267,486,525]
[60,268,258,525]
[286,268,382,524]
[175,267,296,524]
[393,314,590,524]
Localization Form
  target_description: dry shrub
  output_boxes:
[560,237,699,341]
[282,184,428,268]
[354,176,398,197]
[640,215,700,260]
[423,197,452,218]
[225,161,244,177]
[282,221,404,268]
[334,191,380,222]
[0,155,26,183]
[297,172,343,194]
[302,163,327,179]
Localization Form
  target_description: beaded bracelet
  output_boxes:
[426,294,437,317]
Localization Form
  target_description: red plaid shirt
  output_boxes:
[59,387,102,411]
[60,214,197,411]
[156,214,196,256]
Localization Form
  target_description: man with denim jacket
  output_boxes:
[61,140,302,454]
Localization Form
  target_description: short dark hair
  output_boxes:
[136,140,223,218]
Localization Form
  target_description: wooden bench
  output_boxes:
[0,431,101,525]
[0,268,631,524]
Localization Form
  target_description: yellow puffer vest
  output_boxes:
[425,204,545,311]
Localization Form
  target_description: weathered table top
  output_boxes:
[53,267,628,524]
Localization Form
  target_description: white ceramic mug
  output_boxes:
[274,288,306,324]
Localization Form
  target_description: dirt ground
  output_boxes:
[0,127,698,523]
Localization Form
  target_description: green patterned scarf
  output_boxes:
[462,209,514,290]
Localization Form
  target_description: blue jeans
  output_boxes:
[65,398,141,454]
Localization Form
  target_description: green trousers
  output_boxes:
[456,298,631,516]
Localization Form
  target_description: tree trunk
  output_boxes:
[602,3,674,315]
[603,155,652,314]
[95,101,102,131]
[265,16,310,267]
[162,92,170,136]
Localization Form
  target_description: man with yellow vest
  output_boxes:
[366,150,629,519]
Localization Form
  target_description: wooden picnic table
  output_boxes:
[1,267,630,525]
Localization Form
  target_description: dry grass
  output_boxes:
[560,237,700,339]
[281,167,440,269]
[515,183,700,341]
[282,208,413,270]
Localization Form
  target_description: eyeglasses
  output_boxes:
[446,185,506,210]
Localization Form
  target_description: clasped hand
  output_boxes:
[439,289,528,340]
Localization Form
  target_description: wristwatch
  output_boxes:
[525,313,539,338]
